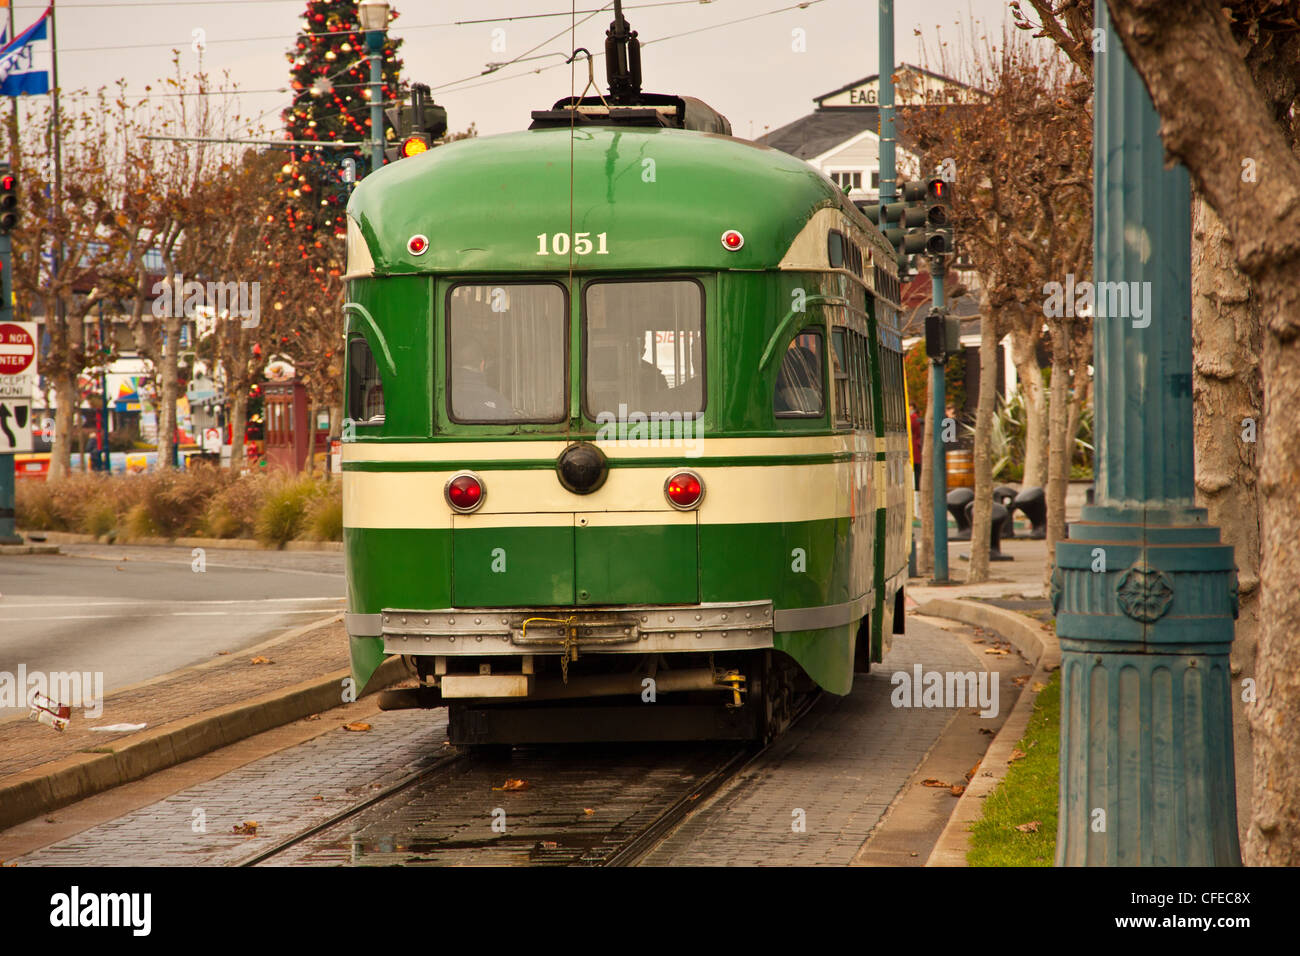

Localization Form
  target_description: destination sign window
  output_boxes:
[584,279,705,419]
[447,283,568,423]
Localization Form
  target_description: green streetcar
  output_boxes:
[341,29,913,747]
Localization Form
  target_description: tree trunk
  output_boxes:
[1043,340,1071,595]
[1191,197,1262,848]
[918,371,934,577]
[48,373,76,481]
[967,309,998,583]
[229,390,248,474]
[1010,324,1049,489]
[156,314,180,470]
[303,403,319,478]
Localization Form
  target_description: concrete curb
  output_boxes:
[0,654,410,833]
[0,544,60,555]
[19,529,342,552]
[917,599,1061,867]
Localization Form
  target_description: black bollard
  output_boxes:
[993,484,1019,539]
[959,501,1015,561]
[1012,485,1047,539]
[947,487,974,541]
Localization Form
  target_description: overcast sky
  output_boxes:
[18,0,1014,140]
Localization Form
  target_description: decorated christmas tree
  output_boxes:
[278,0,404,243]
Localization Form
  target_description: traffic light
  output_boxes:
[924,177,954,256]
[383,83,448,163]
[924,308,962,360]
[0,169,17,234]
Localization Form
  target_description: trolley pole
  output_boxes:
[1053,1,1239,864]
[929,255,948,583]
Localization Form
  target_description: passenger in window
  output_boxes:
[452,336,515,420]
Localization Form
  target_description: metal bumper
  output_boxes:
[374,601,775,656]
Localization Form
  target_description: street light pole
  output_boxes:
[1053,1,1239,865]
[358,0,390,177]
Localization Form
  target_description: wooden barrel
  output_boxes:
[946,448,974,488]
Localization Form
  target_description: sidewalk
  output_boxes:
[0,614,407,832]
[902,526,1063,867]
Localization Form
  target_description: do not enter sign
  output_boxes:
[0,322,36,374]
[0,321,38,398]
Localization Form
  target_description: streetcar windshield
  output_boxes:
[447,283,567,423]
[584,279,705,418]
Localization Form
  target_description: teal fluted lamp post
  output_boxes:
[1053,2,1240,865]
[358,0,389,176]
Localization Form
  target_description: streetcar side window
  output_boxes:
[854,332,873,432]
[346,335,385,424]
[830,329,851,427]
[773,328,825,419]
[584,279,705,418]
[828,231,845,270]
[447,283,567,424]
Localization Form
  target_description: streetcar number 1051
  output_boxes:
[536,232,609,256]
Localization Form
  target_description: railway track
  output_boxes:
[240,693,819,868]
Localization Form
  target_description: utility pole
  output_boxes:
[1053,1,1239,865]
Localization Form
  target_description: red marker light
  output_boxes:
[665,471,704,510]
[445,472,485,513]
[721,229,744,251]
[400,136,429,158]
[407,234,429,255]
[1,175,14,190]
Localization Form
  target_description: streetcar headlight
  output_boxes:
[664,470,704,510]
[445,472,486,513]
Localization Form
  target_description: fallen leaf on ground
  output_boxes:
[984,648,1009,655]
[539,840,558,849]
[1014,820,1041,833]
[305,713,322,721]
[583,808,595,815]
[1012,674,1030,687]
[949,784,966,796]
[215,650,230,656]
[1009,748,1027,762]
[232,821,259,835]
[342,721,372,732]
[250,656,273,665]
[313,795,324,801]
[921,778,951,788]
[979,727,994,735]
[972,638,985,644]
[966,761,981,781]
[492,778,530,791]
[1032,682,1046,692]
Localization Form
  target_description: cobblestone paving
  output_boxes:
[12,711,450,867]
[640,620,983,865]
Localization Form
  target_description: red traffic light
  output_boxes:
[927,178,948,201]
[1,174,15,191]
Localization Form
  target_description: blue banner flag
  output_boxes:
[0,7,50,98]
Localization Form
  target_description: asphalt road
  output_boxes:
[0,544,345,718]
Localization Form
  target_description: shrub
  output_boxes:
[255,475,319,546]
[302,487,343,542]
[201,474,269,539]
